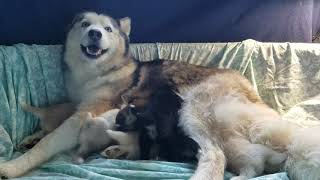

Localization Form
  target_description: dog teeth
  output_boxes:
[86,47,102,56]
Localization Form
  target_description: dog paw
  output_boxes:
[72,155,85,164]
[100,145,128,159]
[230,176,248,180]
[0,163,19,179]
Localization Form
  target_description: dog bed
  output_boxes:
[1,39,319,179]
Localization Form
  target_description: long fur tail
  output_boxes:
[20,102,46,119]
[285,126,320,180]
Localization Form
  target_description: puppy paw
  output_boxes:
[72,155,85,164]
[230,176,248,180]
[0,163,20,178]
[100,145,128,159]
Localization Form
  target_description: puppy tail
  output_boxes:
[285,126,320,180]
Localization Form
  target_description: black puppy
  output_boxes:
[115,85,199,163]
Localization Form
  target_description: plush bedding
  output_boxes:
[1,39,319,179]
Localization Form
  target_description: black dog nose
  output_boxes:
[88,29,102,40]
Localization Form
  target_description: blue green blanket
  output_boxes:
[0,43,291,179]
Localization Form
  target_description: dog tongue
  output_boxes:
[87,45,101,55]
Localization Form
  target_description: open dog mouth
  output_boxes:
[81,44,108,59]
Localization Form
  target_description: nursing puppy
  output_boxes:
[117,66,320,180]
[1,12,320,180]
[112,84,199,162]
[19,103,119,164]
[74,109,120,164]
[100,60,320,180]
[103,62,288,179]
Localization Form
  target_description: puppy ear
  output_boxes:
[121,94,129,105]
[129,104,136,108]
[128,104,136,113]
[119,17,131,36]
[71,13,85,26]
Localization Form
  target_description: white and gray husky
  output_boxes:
[0,12,320,180]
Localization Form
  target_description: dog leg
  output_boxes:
[230,166,258,180]
[72,145,89,164]
[101,130,140,159]
[106,130,136,145]
[72,109,119,164]
[226,139,286,180]
[230,167,256,180]
[0,112,85,178]
[190,142,226,180]
[18,130,46,151]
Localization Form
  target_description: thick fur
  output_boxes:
[178,74,320,180]
[0,12,134,178]
[102,59,221,162]
[18,102,76,150]
[178,75,290,180]
[74,109,119,164]
[101,130,139,160]
[103,58,320,179]
[19,102,120,164]
[114,84,199,162]
[105,62,289,179]
[1,12,320,180]
[284,126,320,180]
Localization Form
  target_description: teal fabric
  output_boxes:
[0,43,289,180]
[0,44,67,150]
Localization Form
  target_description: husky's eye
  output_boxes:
[81,21,90,28]
[105,26,112,32]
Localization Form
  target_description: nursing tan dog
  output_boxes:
[1,12,320,180]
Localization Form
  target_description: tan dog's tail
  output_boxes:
[285,126,320,180]
[20,102,76,124]
[20,102,46,120]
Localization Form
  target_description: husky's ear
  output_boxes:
[119,17,131,36]
[72,13,85,26]
[66,12,85,32]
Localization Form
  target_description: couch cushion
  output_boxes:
[1,41,319,179]
[0,0,318,45]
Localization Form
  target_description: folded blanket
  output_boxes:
[2,40,319,179]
